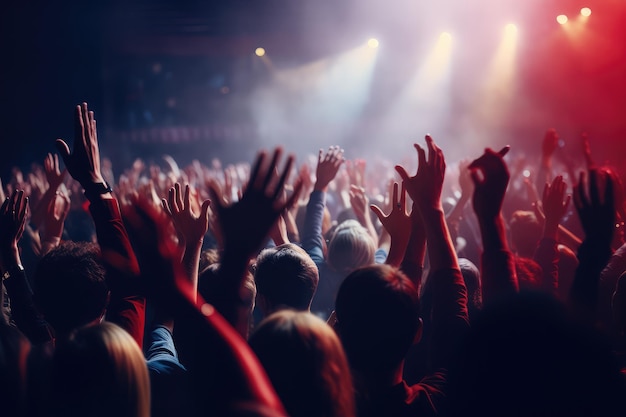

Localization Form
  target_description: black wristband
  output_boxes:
[83,182,113,200]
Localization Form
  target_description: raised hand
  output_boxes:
[574,170,614,245]
[346,158,366,188]
[371,182,411,266]
[395,135,446,212]
[0,190,28,269]
[209,148,301,259]
[162,183,211,247]
[468,146,511,221]
[41,191,71,243]
[350,184,378,247]
[581,133,594,169]
[44,153,66,191]
[542,129,559,160]
[314,146,344,192]
[542,175,571,239]
[55,103,106,186]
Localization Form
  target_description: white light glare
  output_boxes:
[367,38,379,49]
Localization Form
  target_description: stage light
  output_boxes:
[367,38,379,49]
[581,7,591,17]
[255,47,266,57]
[440,32,452,42]
[505,23,518,34]
[556,15,568,24]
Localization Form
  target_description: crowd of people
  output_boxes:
[1,102,625,417]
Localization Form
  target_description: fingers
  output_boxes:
[498,146,511,157]
[391,182,399,208]
[424,135,436,164]
[273,153,295,201]
[573,171,586,210]
[400,182,407,211]
[200,199,211,223]
[395,165,410,182]
[589,169,600,206]
[248,150,267,191]
[415,144,426,172]
[175,183,184,212]
[262,148,283,190]
[370,204,386,223]
[184,184,191,212]
[469,169,483,187]
[55,139,71,162]
[161,198,173,217]
[285,177,303,210]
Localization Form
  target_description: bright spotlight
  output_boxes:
[367,38,379,49]
[440,32,452,42]
[580,7,591,17]
[505,23,518,34]
[556,15,568,24]
[255,47,266,57]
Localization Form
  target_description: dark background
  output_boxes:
[1,0,624,177]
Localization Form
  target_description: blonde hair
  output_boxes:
[249,310,355,417]
[327,220,375,275]
[51,322,150,417]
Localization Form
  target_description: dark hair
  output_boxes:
[335,264,421,373]
[254,244,318,312]
[33,241,108,335]
[509,211,542,258]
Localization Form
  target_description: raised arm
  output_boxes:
[206,148,301,331]
[0,191,54,344]
[533,175,570,296]
[56,102,144,346]
[301,146,344,263]
[569,170,615,323]
[162,183,211,302]
[396,135,468,367]
[123,197,286,417]
[469,146,519,302]
[370,182,411,269]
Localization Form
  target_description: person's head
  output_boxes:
[198,262,257,339]
[249,310,355,417]
[51,322,150,417]
[198,248,220,273]
[459,258,482,320]
[33,241,109,335]
[0,323,30,417]
[335,264,421,375]
[254,244,318,316]
[509,211,542,258]
[327,220,375,275]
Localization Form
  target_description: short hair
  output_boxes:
[327,220,375,275]
[51,322,150,417]
[33,242,108,335]
[509,211,542,258]
[254,244,318,312]
[459,258,482,319]
[335,264,421,373]
[249,311,355,417]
